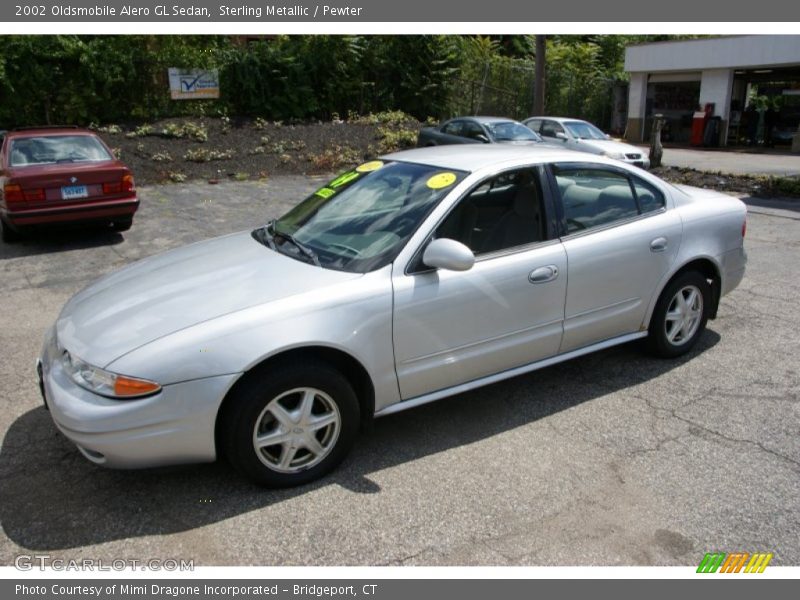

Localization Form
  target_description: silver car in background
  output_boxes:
[524,116,650,169]
[38,146,746,487]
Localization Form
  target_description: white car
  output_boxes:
[524,117,650,169]
[38,145,745,487]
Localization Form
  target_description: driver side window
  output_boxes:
[540,121,564,137]
[435,169,546,256]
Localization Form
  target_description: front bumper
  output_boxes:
[38,326,237,469]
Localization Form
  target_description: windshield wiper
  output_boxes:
[265,221,320,266]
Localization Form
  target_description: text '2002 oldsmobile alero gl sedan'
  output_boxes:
[38,145,747,487]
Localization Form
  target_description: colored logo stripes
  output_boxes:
[697,552,773,573]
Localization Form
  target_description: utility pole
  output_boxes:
[533,35,546,115]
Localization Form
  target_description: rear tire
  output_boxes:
[221,360,360,487]
[0,219,22,243]
[111,218,133,232]
[647,271,710,358]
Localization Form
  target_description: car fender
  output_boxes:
[106,265,400,412]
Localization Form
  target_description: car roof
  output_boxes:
[470,116,519,124]
[526,116,590,124]
[5,127,94,138]
[382,144,608,173]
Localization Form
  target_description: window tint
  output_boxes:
[435,169,545,255]
[442,121,463,136]
[525,119,542,133]
[554,167,639,232]
[631,177,666,213]
[540,121,565,137]
[9,135,112,167]
[462,121,487,141]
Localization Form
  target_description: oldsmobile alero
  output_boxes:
[37,145,747,486]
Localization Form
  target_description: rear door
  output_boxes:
[551,163,682,352]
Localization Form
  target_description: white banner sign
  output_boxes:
[168,68,219,100]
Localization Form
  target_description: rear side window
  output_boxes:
[631,177,666,213]
[553,167,639,232]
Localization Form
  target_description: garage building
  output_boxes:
[624,35,800,147]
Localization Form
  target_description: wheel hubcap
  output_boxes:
[252,387,341,474]
[664,284,703,346]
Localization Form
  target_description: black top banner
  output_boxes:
[2,0,800,22]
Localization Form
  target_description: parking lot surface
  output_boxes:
[1,177,798,566]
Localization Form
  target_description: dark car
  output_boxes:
[0,127,138,242]
[417,116,560,149]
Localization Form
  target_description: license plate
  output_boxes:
[61,185,88,200]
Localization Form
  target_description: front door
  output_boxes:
[392,167,568,400]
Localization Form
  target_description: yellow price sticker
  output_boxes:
[356,160,384,173]
[426,172,457,190]
[315,187,336,199]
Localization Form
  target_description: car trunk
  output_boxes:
[4,161,134,210]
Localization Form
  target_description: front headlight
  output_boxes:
[62,351,161,399]
[603,151,626,160]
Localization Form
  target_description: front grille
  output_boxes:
[626,153,641,159]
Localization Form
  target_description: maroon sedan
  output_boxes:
[0,127,138,242]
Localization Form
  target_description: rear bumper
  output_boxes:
[3,196,138,226]
[720,246,747,296]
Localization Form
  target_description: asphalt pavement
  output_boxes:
[0,176,798,566]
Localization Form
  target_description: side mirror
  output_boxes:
[476,134,490,143]
[555,132,568,141]
[422,238,475,272]
[605,133,612,140]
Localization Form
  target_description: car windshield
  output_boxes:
[563,121,607,140]
[254,160,468,273]
[9,134,113,167]
[485,121,541,142]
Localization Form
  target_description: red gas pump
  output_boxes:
[691,103,715,146]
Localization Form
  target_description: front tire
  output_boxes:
[647,271,710,358]
[221,360,360,487]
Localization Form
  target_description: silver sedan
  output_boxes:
[38,146,747,487]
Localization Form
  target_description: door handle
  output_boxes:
[529,265,559,284]
[650,237,668,252]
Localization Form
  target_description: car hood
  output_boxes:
[572,139,645,156]
[56,231,362,368]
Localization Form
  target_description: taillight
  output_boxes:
[25,188,45,201]
[4,184,44,202]
[4,184,24,202]
[742,217,747,238]
[103,174,135,195]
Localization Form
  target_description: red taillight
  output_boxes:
[4,184,24,202]
[25,188,45,202]
[4,184,44,202]
[742,217,747,238]
[103,174,135,195]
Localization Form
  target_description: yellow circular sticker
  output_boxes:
[356,160,384,173]
[426,172,457,190]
